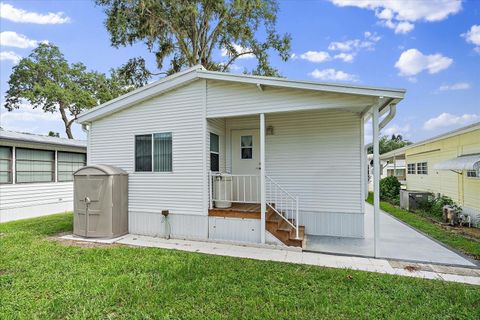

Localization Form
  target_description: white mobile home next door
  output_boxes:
[231,129,260,203]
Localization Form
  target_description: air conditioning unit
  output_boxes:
[400,190,433,211]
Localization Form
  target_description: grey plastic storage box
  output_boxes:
[73,165,128,238]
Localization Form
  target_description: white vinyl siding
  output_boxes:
[223,109,363,237]
[0,182,74,222]
[89,80,206,220]
[206,79,376,118]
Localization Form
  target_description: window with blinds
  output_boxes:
[210,133,219,172]
[135,134,152,172]
[153,133,172,172]
[16,148,54,183]
[135,133,172,172]
[57,152,86,181]
[0,146,12,184]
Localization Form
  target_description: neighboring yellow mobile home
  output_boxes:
[381,122,480,224]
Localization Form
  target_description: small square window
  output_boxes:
[417,162,428,175]
[407,163,416,174]
[240,135,253,159]
[467,170,478,178]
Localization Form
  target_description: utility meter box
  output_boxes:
[73,165,128,238]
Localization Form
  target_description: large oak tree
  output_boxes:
[95,0,291,76]
[4,43,145,139]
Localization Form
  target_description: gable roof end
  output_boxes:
[77,65,405,124]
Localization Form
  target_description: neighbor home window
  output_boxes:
[210,133,219,172]
[407,163,416,174]
[16,148,54,183]
[466,170,478,178]
[241,135,253,159]
[135,133,172,172]
[0,146,12,184]
[417,162,428,175]
[57,152,86,182]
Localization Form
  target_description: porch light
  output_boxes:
[266,126,274,135]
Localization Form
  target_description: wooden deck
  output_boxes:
[208,203,261,219]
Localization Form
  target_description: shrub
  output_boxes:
[379,176,401,201]
[417,194,456,219]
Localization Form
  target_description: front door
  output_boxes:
[231,129,260,202]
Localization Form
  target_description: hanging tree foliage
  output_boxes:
[4,43,147,139]
[95,0,291,77]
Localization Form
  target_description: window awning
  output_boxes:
[434,154,480,171]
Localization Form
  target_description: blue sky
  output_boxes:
[0,0,479,142]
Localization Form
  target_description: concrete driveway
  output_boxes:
[307,203,476,267]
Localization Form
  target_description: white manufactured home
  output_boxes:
[77,65,404,247]
[0,130,86,222]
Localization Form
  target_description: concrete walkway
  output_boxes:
[307,203,476,267]
[60,234,480,285]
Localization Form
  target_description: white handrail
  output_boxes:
[265,175,300,239]
[209,172,300,240]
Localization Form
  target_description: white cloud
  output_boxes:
[0,102,61,125]
[423,113,480,130]
[462,25,480,53]
[330,0,462,34]
[0,50,21,64]
[393,21,415,34]
[394,48,453,77]
[383,123,411,137]
[438,82,471,91]
[309,68,358,82]
[333,52,354,62]
[221,43,254,59]
[299,51,331,63]
[0,2,70,24]
[0,31,44,48]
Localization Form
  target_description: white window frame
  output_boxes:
[407,163,416,174]
[15,147,55,184]
[417,162,428,175]
[57,151,87,182]
[210,132,220,172]
[0,146,13,184]
[134,132,173,173]
[240,135,254,160]
[466,169,479,179]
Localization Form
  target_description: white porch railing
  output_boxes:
[209,172,260,207]
[209,172,300,240]
[266,175,300,239]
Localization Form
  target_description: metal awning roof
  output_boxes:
[434,154,480,171]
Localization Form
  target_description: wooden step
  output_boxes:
[265,210,306,248]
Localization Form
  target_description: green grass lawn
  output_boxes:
[1,214,479,319]
[367,193,480,261]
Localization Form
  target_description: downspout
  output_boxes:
[81,123,90,165]
[379,103,396,130]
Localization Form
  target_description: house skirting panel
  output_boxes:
[129,211,208,240]
[0,201,73,223]
[300,211,365,238]
[208,216,261,243]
